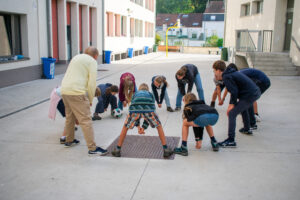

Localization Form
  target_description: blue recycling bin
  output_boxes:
[128,48,133,58]
[41,57,56,79]
[144,46,149,54]
[104,50,112,64]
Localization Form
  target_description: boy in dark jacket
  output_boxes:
[175,64,205,110]
[174,93,219,156]
[92,83,119,120]
[240,67,271,123]
[111,83,173,158]
[228,64,271,130]
[213,61,261,147]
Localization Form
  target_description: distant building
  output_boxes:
[224,0,299,75]
[156,13,204,46]
[104,0,156,59]
[202,0,225,40]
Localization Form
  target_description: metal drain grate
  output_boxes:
[106,135,180,160]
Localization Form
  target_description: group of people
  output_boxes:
[49,46,270,158]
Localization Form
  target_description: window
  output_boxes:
[0,13,22,57]
[192,22,199,26]
[115,14,121,36]
[241,3,250,16]
[121,16,127,36]
[252,1,263,14]
[182,14,188,18]
[135,19,139,37]
[106,12,114,36]
[210,15,216,21]
[192,33,197,39]
[139,20,143,37]
[130,18,135,37]
[134,0,143,6]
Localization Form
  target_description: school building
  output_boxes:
[0,0,156,88]
[224,0,300,75]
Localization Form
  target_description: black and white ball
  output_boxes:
[112,108,123,118]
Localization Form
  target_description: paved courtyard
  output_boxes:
[0,52,300,200]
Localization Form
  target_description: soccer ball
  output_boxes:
[112,108,123,118]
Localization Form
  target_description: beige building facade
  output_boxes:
[224,0,300,72]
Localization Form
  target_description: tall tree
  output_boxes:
[156,0,194,14]
[191,0,209,13]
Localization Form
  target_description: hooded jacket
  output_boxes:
[240,68,271,88]
[176,64,199,95]
[222,67,261,105]
[184,100,218,122]
[151,76,167,104]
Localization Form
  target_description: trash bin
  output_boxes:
[104,50,112,64]
[128,48,133,58]
[41,57,56,79]
[153,44,158,52]
[144,46,149,54]
[221,47,228,61]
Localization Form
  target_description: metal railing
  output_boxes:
[291,36,300,52]
[236,30,257,52]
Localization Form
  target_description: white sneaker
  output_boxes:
[255,114,261,122]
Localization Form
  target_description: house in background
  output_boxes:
[224,0,300,75]
[202,0,225,40]
[0,0,103,88]
[104,0,156,60]
[156,13,204,47]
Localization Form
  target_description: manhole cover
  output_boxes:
[106,135,180,160]
[97,69,109,71]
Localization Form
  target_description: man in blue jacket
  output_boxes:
[212,61,261,147]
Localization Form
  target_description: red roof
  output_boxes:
[204,1,224,13]
[156,13,203,27]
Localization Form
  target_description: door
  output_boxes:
[284,0,294,51]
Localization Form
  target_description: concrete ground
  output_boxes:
[0,52,299,200]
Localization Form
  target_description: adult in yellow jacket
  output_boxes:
[61,47,107,155]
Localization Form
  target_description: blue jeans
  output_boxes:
[176,73,205,107]
[164,89,171,107]
[95,95,117,114]
[193,113,219,127]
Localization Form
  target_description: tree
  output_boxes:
[156,0,194,14]
[191,0,209,13]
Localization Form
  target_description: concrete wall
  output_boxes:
[224,0,280,51]
[0,0,48,72]
[104,0,155,53]
[290,0,300,67]
[182,47,221,54]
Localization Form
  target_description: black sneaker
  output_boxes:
[175,107,181,111]
[167,107,174,112]
[64,139,80,147]
[88,146,108,156]
[163,148,173,158]
[60,137,66,144]
[111,148,121,157]
[173,146,188,156]
[218,138,237,148]
[239,128,253,135]
[92,115,102,121]
[211,141,219,151]
[250,124,257,130]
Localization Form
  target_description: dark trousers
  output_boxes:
[95,95,117,114]
[228,95,260,140]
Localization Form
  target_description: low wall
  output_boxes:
[182,47,221,54]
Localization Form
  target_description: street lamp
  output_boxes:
[166,19,180,57]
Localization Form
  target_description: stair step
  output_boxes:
[254,66,297,71]
[253,62,295,67]
[251,53,290,58]
[252,57,291,62]
[263,70,299,76]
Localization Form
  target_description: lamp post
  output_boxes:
[166,19,180,57]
